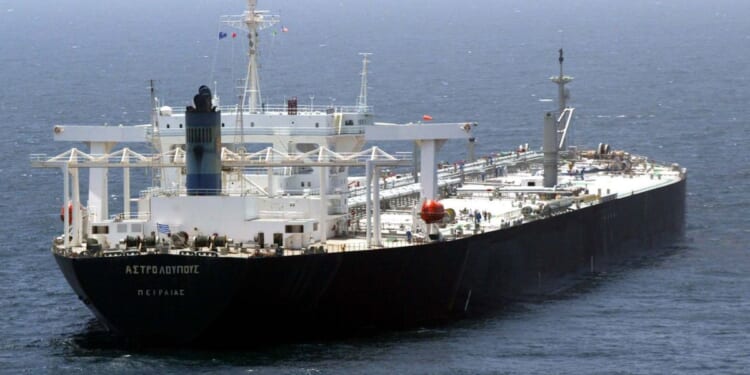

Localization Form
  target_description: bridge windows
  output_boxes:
[92,225,109,234]
[285,225,303,233]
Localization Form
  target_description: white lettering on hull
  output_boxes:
[137,289,186,297]
[125,265,200,275]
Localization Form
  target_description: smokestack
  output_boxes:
[186,86,222,196]
[543,112,557,188]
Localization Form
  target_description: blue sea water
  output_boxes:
[1,0,750,373]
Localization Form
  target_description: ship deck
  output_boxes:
[52,154,685,259]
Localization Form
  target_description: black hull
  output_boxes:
[55,178,686,345]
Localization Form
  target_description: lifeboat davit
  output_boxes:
[60,202,73,224]
[420,199,445,224]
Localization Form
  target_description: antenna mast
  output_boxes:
[221,0,280,113]
[550,48,573,114]
[357,53,372,112]
[549,49,575,150]
[148,79,162,187]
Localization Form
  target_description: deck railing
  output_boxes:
[164,104,373,115]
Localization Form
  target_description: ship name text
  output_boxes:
[125,264,200,275]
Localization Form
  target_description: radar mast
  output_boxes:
[549,49,575,150]
[550,48,573,114]
[357,53,372,112]
[221,0,280,113]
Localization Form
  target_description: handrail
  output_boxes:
[151,126,367,138]
[163,104,373,115]
[557,107,575,150]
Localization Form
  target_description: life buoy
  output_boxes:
[420,199,445,224]
[60,202,73,224]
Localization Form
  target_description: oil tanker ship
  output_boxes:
[31,0,686,345]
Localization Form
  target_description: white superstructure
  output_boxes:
[32,0,478,254]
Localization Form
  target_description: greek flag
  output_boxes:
[157,223,170,235]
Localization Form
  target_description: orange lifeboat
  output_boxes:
[60,202,73,224]
[420,199,445,224]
